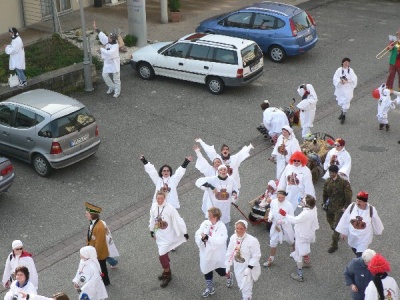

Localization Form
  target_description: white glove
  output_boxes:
[276,219,283,225]
[244,267,251,276]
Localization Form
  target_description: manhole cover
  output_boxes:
[359,145,387,152]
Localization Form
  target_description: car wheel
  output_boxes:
[138,62,155,80]
[207,77,225,95]
[268,45,286,63]
[32,154,53,177]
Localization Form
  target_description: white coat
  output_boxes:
[72,258,108,300]
[333,67,358,110]
[149,202,187,255]
[268,198,295,245]
[377,93,395,121]
[195,175,239,224]
[195,220,227,274]
[99,31,120,74]
[335,203,384,253]
[278,164,315,210]
[297,84,318,129]
[194,148,218,218]
[364,276,399,300]
[144,162,187,209]
[323,147,352,181]
[4,281,37,300]
[226,233,261,300]
[271,127,300,180]
[197,138,252,189]
[5,35,25,70]
[2,252,38,289]
[262,107,289,136]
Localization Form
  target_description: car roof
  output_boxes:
[244,1,301,17]
[180,33,255,50]
[5,89,84,115]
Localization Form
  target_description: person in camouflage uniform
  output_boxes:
[322,164,352,253]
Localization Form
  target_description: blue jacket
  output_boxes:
[344,257,374,300]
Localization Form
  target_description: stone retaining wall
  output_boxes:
[0,63,97,100]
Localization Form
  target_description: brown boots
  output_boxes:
[159,270,172,288]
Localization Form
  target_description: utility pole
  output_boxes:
[79,0,94,92]
[127,0,147,48]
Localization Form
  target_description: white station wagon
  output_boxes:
[130,33,264,94]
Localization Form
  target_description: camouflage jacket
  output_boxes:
[322,176,352,211]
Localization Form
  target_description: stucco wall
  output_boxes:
[0,0,24,33]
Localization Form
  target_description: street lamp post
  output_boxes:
[79,0,94,92]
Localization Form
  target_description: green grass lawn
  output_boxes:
[0,34,101,84]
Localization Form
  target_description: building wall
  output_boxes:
[0,0,24,33]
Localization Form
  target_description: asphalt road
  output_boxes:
[1,0,400,299]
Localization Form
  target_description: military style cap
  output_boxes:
[84,202,102,213]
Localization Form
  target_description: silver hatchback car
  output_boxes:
[0,89,101,176]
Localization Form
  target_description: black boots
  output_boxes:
[338,112,345,124]
[160,271,172,288]
[379,124,384,130]
[386,124,390,131]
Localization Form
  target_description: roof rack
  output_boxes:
[193,39,238,50]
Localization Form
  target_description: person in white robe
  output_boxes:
[93,20,121,98]
[271,126,301,180]
[296,84,318,138]
[335,191,384,257]
[2,240,38,290]
[323,138,352,181]
[195,207,233,298]
[376,83,396,131]
[149,191,188,288]
[333,57,358,123]
[5,27,26,86]
[140,155,192,209]
[4,266,36,300]
[20,292,69,300]
[195,138,253,189]
[278,151,315,210]
[263,190,295,267]
[364,253,399,300]
[72,246,108,300]
[194,144,222,218]
[195,165,239,238]
[226,220,261,300]
[262,101,289,139]
[279,195,319,282]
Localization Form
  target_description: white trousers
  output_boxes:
[103,72,121,94]
[301,126,311,138]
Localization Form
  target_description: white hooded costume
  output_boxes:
[296,84,318,138]
[262,106,289,136]
[333,65,358,111]
[376,84,395,125]
[323,146,352,181]
[268,197,295,247]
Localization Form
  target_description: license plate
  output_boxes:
[250,61,261,72]
[70,133,89,147]
[305,34,313,42]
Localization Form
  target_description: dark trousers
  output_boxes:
[99,259,110,286]
[204,268,226,280]
[351,248,362,258]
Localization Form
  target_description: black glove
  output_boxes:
[140,156,148,165]
[150,231,155,238]
[184,234,189,240]
[248,265,254,269]
[201,234,209,242]
[181,158,191,168]
[202,182,215,190]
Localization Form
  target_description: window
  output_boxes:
[38,108,95,138]
[214,49,237,65]
[0,105,15,126]
[241,44,263,66]
[223,12,253,29]
[188,45,213,61]
[291,11,311,32]
[14,107,37,128]
[253,14,284,30]
[164,43,190,58]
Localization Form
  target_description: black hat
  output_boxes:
[328,165,339,173]
[342,57,351,64]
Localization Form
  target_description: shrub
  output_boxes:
[168,0,181,12]
[123,34,137,47]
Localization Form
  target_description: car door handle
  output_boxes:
[179,62,183,66]
[204,66,209,70]
[26,137,34,142]
[2,132,9,136]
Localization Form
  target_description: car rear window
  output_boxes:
[291,11,312,32]
[214,48,238,65]
[241,43,263,67]
[38,108,95,138]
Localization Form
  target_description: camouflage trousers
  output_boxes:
[326,210,343,247]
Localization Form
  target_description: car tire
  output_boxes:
[207,76,225,95]
[268,45,286,63]
[138,62,155,80]
[32,154,53,177]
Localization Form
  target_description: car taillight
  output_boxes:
[306,11,316,26]
[50,142,62,154]
[1,165,13,176]
[95,125,99,137]
[289,19,297,37]
[236,69,243,78]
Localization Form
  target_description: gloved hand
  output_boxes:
[80,293,90,300]
[244,267,251,276]
[150,231,155,238]
[184,234,189,240]
[276,219,283,225]
[279,208,287,216]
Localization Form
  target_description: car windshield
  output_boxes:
[38,108,95,138]
[241,44,263,67]
[158,42,174,54]
[291,11,312,32]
